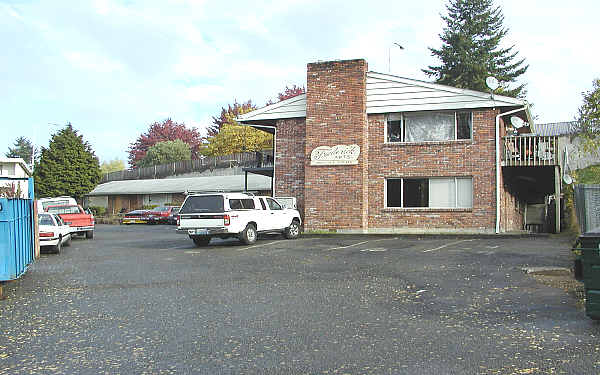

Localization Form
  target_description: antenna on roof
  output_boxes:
[388,42,404,73]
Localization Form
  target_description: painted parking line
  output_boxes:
[422,239,475,253]
[325,237,399,251]
[237,241,281,252]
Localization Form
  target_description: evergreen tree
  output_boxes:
[423,0,528,98]
[34,123,101,200]
[6,136,34,165]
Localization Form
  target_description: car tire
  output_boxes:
[64,235,72,247]
[86,230,94,239]
[192,236,211,247]
[239,223,257,245]
[284,220,300,239]
[54,236,62,254]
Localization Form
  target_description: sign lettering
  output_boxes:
[310,144,360,166]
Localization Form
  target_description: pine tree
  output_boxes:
[6,136,34,165]
[423,0,528,98]
[34,123,101,200]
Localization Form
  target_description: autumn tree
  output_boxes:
[137,140,192,167]
[100,158,126,174]
[5,136,34,165]
[204,100,272,156]
[423,0,528,98]
[574,78,600,153]
[34,123,101,200]
[207,100,256,138]
[266,85,306,105]
[128,118,203,168]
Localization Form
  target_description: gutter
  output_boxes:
[495,106,528,233]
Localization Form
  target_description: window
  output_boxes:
[266,198,282,210]
[386,111,472,142]
[386,177,473,208]
[228,199,256,210]
[180,195,224,213]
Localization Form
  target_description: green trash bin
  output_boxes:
[577,229,600,320]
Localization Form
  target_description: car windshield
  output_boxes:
[47,206,80,214]
[155,207,169,212]
[180,195,224,213]
[39,214,54,226]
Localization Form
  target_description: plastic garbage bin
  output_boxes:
[575,229,600,320]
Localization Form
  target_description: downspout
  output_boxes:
[240,124,277,197]
[495,106,527,233]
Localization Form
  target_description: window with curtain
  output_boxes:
[386,177,473,208]
[386,111,472,143]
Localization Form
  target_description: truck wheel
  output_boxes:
[86,230,94,239]
[284,220,300,239]
[54,236,62,254]
[239,224,257,245]
[192,236,210,247]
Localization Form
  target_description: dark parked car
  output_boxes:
[121,210,150,225]
[166,206,180,225]
[147,206,180,224]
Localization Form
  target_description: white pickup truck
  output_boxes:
[176,193,302,246]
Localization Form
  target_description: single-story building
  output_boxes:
[0,158,32,199]
[238,58,562,234]
[85,174,272,214]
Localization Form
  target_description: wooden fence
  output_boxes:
[101,151,273,183]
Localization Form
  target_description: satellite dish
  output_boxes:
[486,76,499,91]
[510,116,525,129]
[563,174,573,185]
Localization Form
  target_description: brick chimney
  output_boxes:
[304,59,369,231]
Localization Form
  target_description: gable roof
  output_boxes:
[366,72,525,114]
[238,94,307,124]
[238,71,527,124]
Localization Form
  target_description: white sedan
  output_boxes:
[39,213,72,254]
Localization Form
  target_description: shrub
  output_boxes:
[89,206,106,216]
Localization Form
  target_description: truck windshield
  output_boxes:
[46,206,80,214]
[180,195,224,213]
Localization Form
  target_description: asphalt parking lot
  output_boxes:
[1,225,599,374]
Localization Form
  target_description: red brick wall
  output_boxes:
[304,59,368,231]
[367,109,499,232]
[275,117,306,220]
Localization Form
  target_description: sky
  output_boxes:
[1,0,598,164]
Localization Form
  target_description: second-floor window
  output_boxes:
[386,111,472,143]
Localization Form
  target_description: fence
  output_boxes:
[100,151,274,183]
[574,184,600,233]
[0,197,35,280]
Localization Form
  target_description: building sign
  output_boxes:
[310,144,360,166]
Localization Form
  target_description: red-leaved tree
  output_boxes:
[277,85,305,101]
[128,119,203,168]
[208,100,256,138]
[265,85,306,106]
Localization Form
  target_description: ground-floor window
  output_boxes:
[386,177,473,208]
